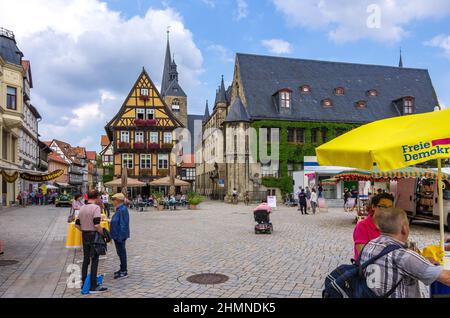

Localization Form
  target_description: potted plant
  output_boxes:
[187,192,205,210]
[152,192,164,211]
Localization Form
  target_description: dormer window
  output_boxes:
[322,98,333,108]
[300,85,311,94]
[279,89,292,109]
[334,87,345,96]
[367,89,378,97]
[403,97,414,114]
[357,100,367,108]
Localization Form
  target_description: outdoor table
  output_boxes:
[65,220,110,249]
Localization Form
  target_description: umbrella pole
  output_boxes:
[437,159,445,257]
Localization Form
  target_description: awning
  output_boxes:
[149,176,190,187]
[334,167,450,181]
[104,178,146,187]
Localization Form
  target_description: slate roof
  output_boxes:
[164,79,187,97]
[224,96,250,123]
[236,53,439,124]
[215,76,228,106]
[0,29,23,65]
[202,101,210,124]
[187,114,203,154]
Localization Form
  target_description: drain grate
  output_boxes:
[186,273,229,285]
[0,260,19,266]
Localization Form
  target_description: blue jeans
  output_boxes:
[114,240,127,272]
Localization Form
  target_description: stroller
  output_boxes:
[253,203,273,234]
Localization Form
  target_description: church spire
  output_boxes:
[398,48,403,68]
[161,27,172,96]
[203,100,210,124]
[215,75,228,106]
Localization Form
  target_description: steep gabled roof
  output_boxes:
[86,151,96,161]
[48,151,69,165]
[224,96,250,123]
[236,53,439,124]
[164,79,187,97]
[100,135,110,147]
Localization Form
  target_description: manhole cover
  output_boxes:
[0,260,19,266]
[186,273,229,285]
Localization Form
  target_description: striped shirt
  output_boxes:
[360,235,443,298]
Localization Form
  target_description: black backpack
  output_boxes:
[323,244,402,298]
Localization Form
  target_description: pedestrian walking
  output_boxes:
[75,189,108,293]
[305,186,311,211]
[110,193,130,280]
[297,189,307,215]
[310,189,318,214]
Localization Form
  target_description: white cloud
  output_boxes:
[261,39,293,55]
[234,0,248,21]
[0,0,203,151]
[272,0,450,43]
[201,0,216,8]
[425,34,450,57]
[207,44,235,63]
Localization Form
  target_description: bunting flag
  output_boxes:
[20,169,64,182]
[1,171,19,183]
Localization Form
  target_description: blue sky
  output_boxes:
[1,0,450,152]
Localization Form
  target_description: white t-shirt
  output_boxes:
[101,194,109,203]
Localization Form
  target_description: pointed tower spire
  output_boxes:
[161,26,172,96]
[203,100,210,124]
[215,75,228,106]
[398,48,403,68]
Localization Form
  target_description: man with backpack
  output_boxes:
[324,207,450,298]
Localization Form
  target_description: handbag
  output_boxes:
[93,232,107,256]
[102,228,112,244]
[67,207,75,223]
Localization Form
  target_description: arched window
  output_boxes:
[300,85,311,94]
[322,98,333,108]
[356,100,367,108]
[367,89,378,97]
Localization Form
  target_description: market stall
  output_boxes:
[316,108,450,296]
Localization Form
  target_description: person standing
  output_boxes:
[297,189,307,215]
[110,193,130,280]
[75,190,108,293]
[305,187,312,212]
[72,194,84,218]
[101,192,110,217]
[318,184,323,198]
[310,189,318,215]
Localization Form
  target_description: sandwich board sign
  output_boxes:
[267,196,277,209]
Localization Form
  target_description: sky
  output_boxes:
[1,0,450,152]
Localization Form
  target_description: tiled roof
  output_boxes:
[86,151,96,161]
[236,53,439,123]
[100,135,110,146]
[48,151,68,165]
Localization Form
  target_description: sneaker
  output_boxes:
[113,270,121,279]
[90,286,108,294]
[114,271,128,280]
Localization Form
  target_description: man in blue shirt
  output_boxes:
[110,193,130,279]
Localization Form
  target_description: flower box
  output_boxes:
[118,142,130,149]
[134,142,147,150]
[162,143,173,149]
[148,143,160,150]
[135,119,157,127]
[158,169,169,177]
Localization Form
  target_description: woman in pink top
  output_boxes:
[254,202,273,213]
[353,193,394,260]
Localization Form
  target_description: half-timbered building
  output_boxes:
[104,67,183,187]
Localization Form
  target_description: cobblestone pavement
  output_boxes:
[0,202,442,298]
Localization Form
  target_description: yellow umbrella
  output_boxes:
[316,108,450,256]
